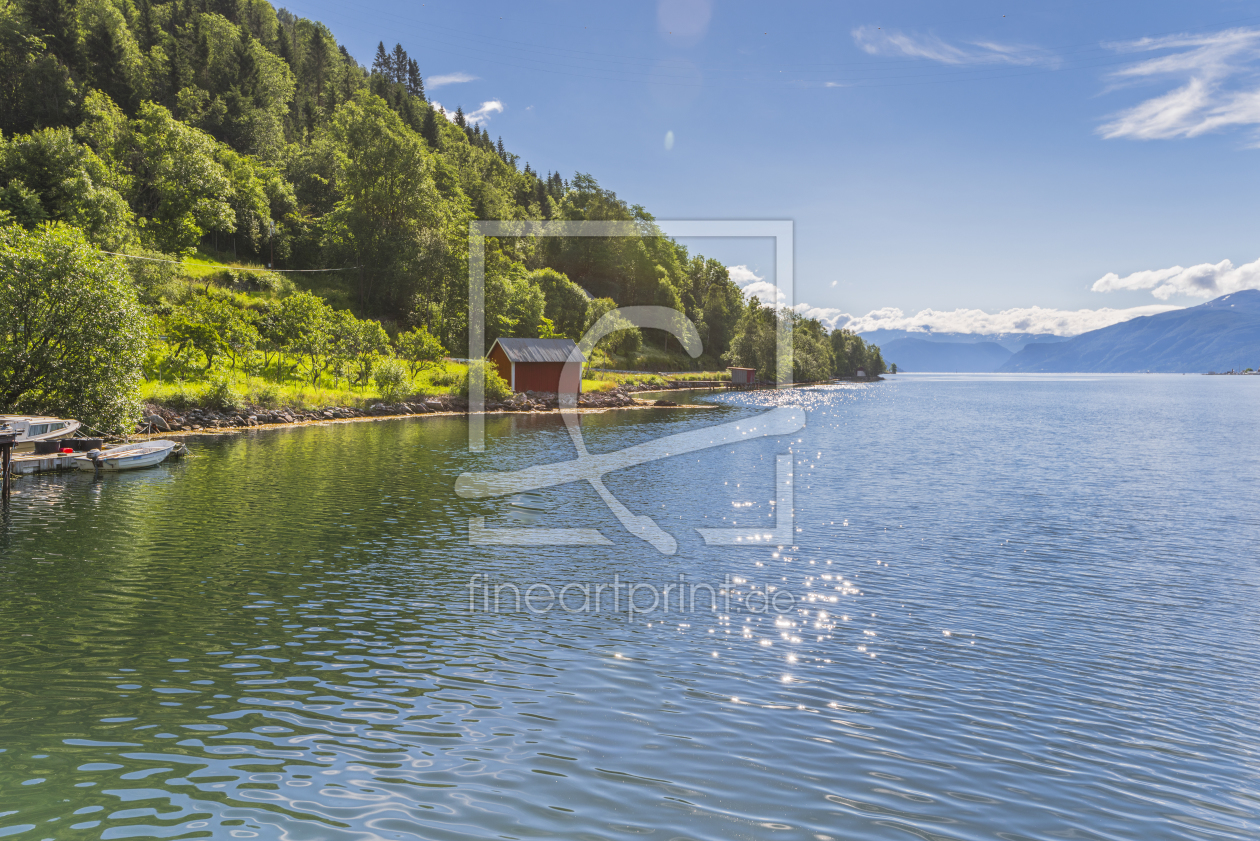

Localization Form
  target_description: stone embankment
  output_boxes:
[139,387,656,433]
[140,396,463,432]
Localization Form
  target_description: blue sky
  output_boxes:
[281,0,1260,335]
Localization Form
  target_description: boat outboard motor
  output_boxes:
[86,448,103,476]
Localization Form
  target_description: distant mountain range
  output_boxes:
[863,291,1260,374]
[1000,290,1260,373]
[860,329,1065,353]
[878,338,1015,373]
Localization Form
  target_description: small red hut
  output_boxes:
[727,366,756,385]
[488,337,582,394]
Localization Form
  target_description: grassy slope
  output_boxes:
[146,256,726,409]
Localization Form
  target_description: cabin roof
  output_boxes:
[491,337,578,363]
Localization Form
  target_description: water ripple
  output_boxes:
[1,376,1258,839]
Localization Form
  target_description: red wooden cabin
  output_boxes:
[488,338,582,394]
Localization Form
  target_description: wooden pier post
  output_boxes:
[0,425,15,502]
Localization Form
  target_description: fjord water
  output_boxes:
[1,375,1258,841]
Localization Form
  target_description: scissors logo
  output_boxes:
[456,306,804,554]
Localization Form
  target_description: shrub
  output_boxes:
[201,375,243,411]
[615,326,643,356]
[457,359,511,402]
[430,368,459,388]
[248,381,280,407]
[374,357,409,402]
[164,381,198,411]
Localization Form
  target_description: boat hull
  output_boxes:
[74,441,177,472]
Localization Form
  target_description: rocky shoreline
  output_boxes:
[135,384,683,436]
[134,378,882,436]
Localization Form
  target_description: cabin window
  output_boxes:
[50,422,65,431]
[29,424,48,435]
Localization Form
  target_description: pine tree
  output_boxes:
[85,21,133,110]
[453,105,466,128]
[136,0,157,51]
[22,0,82,73]
[406,58,424,100]
[421,106,440,146]
[391,44,408,85]
[372,41,391,77]
[308,27,328,109]
[497,136,506,160]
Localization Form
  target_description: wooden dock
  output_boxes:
[10,452,82,476]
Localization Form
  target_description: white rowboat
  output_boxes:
[74,440,183,472]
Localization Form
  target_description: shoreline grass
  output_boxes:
[141,360,468,411]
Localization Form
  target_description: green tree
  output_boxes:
[320,91,449,309]
[406,58,424,100]
[216,146,272,253]
[395,325,445,377]
[420,105,440,147]
[587,297,642,358]
[866,345,887,376]
[0,127,133,249]
[0,2,80,134]
[483,259,545,346]
[166,299,226,373]
[327,310,389,386]
[390,44,408,85]
[0,223,148,433]
[829,329,885,377]
[372,41,391,77]
[529,267,589,340]
[275,290,331,383]
[791,315,835,383]
[87,100,236,255]
[724,297,780,381]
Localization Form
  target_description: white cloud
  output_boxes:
[466,100,504,124]
[727,264,785,306]
[1099,28,1260,141]
[428,72,478,88]
[820,304,1179,336]
[431,100,505,125]
[852,25,1046,66]
[1093,256,1260,299]
[728,266,1175,338]
[792,303,852,332]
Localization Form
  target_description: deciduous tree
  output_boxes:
[0,223,148,433]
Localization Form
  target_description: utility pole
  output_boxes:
[268,219,275,269]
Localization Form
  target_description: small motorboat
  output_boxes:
[75,440,185,473]
[0,415,82,450]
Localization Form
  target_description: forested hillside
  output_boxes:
[3,0,755,348]
[0,0,879,430]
